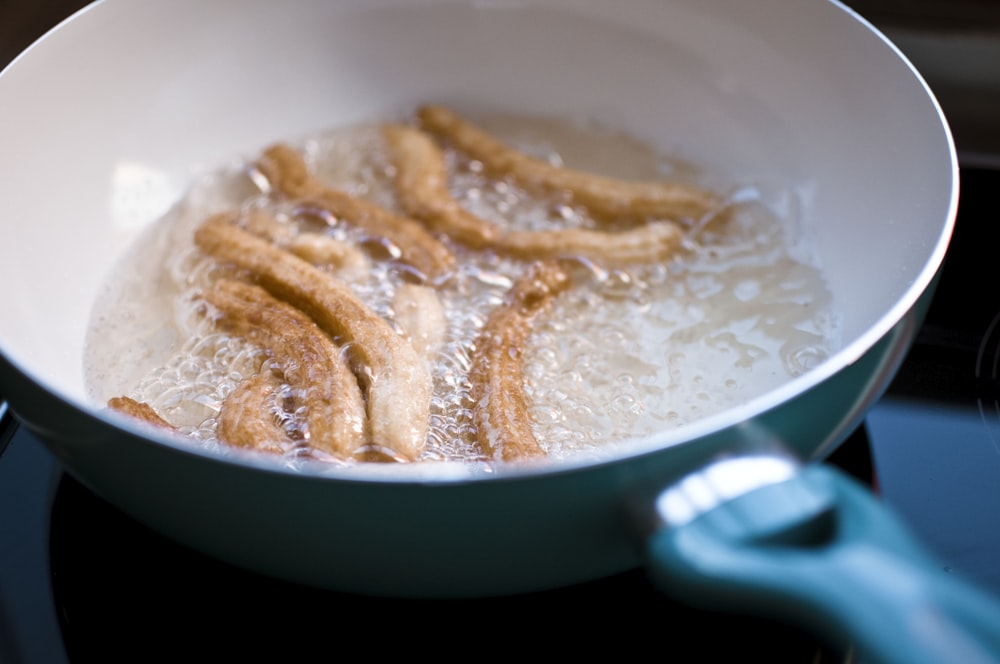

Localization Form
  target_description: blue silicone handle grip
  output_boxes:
[646,464,1000,664]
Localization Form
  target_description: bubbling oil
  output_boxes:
[83,111,840,471]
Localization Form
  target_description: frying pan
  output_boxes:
[2,0,999,661]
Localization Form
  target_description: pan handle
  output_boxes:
[643,453,1000,664]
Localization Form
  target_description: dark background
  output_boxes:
[4,0,1000,67]
[4,0,1000,156]
[1,0,92,67]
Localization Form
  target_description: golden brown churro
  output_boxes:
[383,124,685,264]
[202,278,367,458]
[107,396,175,431]
[383,124,497,251]
[417,104,721,223]
[194,212,432,461]
[255,143,456,282]
[469,260,573,461]
[216,372,291,454]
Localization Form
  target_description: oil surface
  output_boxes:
[84,110,840,471]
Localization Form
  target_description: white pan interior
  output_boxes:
[0,0,955,440]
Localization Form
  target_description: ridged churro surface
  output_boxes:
[202,278,368,457]
[469,260,572,461]
[257,143,456,282]
[384,124,685,264]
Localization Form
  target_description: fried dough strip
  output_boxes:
[239,208,371,280]
[203,278,367,458]
[287,233,371,280]
[383,124,685,264]
[392,283,447,359]
[216,372,291,454]
[417,104,721,223]
[255,144,456,282]
[469,260,572,462]
[107,396,176,431]
[194,213,432,461]
[383,124,497,251]
[242,207,297,244]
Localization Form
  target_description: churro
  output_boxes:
[194,212,432,461]
[255,143,455,282]
[392,283,447,359]
[202,278,367,457]
[287,233,371,280]
[469,260,573,461]
[107,396,175,431]
[238,208,371,280]
[216,371,291,454]
[383,124,685,264]
[417,104,721,223]
[242,207,296,244]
